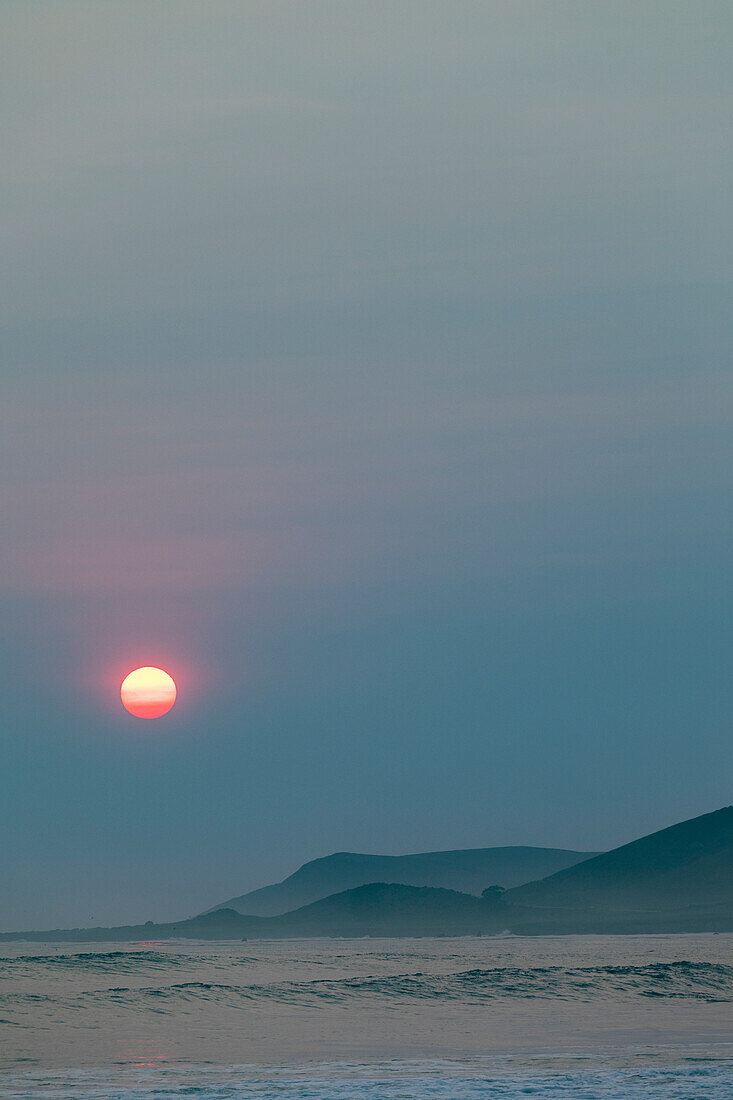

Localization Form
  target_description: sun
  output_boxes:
[120,667,177,719]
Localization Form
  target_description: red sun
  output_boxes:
[120,666,177,719]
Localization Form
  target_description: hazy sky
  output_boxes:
[2,2,733,929]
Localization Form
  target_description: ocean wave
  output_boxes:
[0,950,260,976]
[334,961,733,1002]
[2,961,731,1014]
[280,961,733,1003]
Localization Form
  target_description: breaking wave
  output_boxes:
[2,1058,733,1100]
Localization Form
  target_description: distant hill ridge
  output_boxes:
[4,807,733,941]
[206,845,599,916]
[0,885,502,943]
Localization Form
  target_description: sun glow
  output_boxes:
[120,666,177,719]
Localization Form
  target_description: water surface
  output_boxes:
[2,934,732,1096]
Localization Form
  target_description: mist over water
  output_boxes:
[2,935,733,1097]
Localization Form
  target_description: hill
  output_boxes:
[208,845,598,916]
[0,885,504,943]
[505,806,733,932]
[263,883,502,937]
[4,808,733,941]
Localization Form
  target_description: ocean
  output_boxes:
[2,934,732,1097]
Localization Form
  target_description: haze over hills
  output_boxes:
[3,808,732,941]
[207,846,598,916]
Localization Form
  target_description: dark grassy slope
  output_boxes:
[208,846,598,916]
[505,806,733,932]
